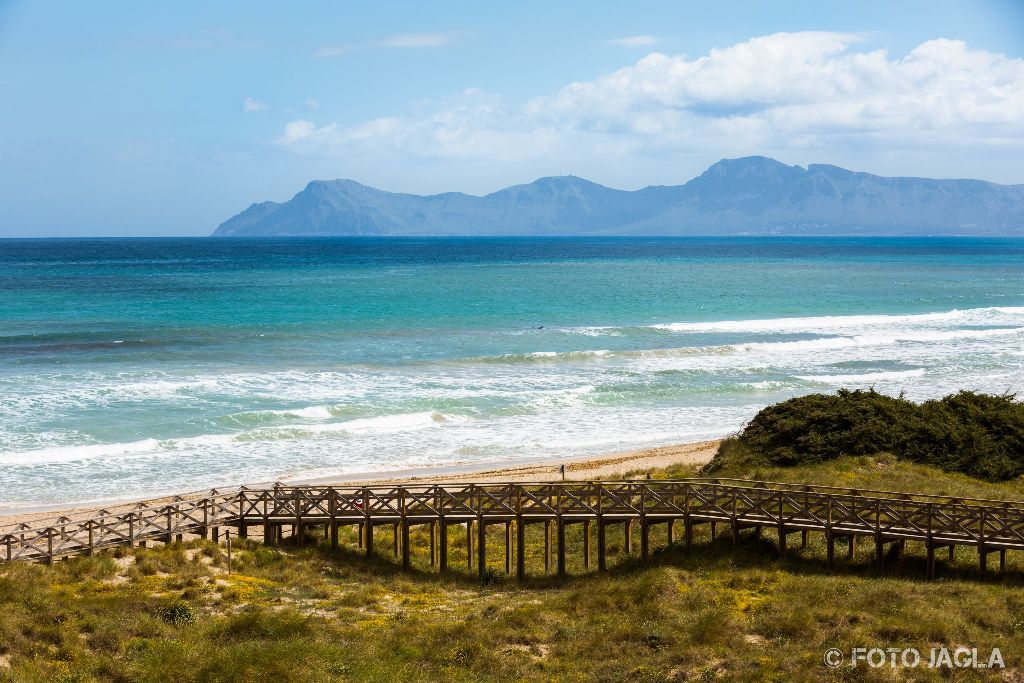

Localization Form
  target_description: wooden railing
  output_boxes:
[4,478,1024,580]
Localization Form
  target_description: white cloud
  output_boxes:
[276,32,1024,167]
[377,32,455,48]
[315,45,351,58]
[242,97,267,113]
[608,35,660,48]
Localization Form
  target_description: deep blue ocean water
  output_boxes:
[2,236,1023,506]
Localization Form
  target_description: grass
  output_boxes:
[4,456,1024,681]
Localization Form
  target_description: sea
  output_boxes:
[2,236,1023,508]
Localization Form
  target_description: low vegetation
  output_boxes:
[705,389,1024,481]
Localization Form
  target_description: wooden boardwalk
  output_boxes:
[5,478,1024,579]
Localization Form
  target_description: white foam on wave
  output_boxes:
[796,368,927,384]
[651,306,1024,334]
[737,327,1024,353]
[0,411,459,467]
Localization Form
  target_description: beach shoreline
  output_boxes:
[0,439,720,529]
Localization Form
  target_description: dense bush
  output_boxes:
[709,389,1024,481]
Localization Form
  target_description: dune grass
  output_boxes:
[4,455,1024,681]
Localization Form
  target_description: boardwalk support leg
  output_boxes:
[515,519,525,580]
[439,522,448,573]
[597,519,607,571]
[505,522,512,575]
[364,523,373,558]
[477,519,487,577]
[401,521,410,570]
[556,517,566,577]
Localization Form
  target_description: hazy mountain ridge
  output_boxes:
[214,157,1024,236]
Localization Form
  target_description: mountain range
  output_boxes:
[213,156,1024,236]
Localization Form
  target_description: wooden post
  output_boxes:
[201,499,210,540]
[293,489,302,546]
[556,517,566,577]
[825,498,833,570]
[357,522,364,549]
[165,508,173,544]
[624,520,632,554]
[515,520,525,580]
[45,529,53,565]
[401,521,410,570]
[711,521,717,539]
[731,493,739,546]
[875,534,884,572]
[86,521,94,557]
[467,521,474,570]
[505,522,512,575]
[583,520,591,569]
[329,493,338,549]
[778,492,786,556]
[439,522,449,572]
[848,534,856,559]
[477,519,487,577]
[515,488,525,580]
[393,523,400,558]
[801,529,808,548]
[597,519,607,571]
[926,504,935,580]
[979,509,987,573]
[666,520,675,544]
[430,521,437,568]
[263,524,275,546]
[364,522,374,558]
[1000,549,1006,572]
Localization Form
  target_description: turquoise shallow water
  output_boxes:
[2,237,1023,506]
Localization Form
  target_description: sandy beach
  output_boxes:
[0,439,720,530]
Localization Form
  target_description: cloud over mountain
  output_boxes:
[276,32,1024,166]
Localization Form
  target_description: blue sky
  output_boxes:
[1,1,1023,236]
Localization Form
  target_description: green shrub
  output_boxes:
[157,600,197,627]
[707,389,1024,481]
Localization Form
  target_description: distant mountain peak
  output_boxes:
[213,158,1024,237]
